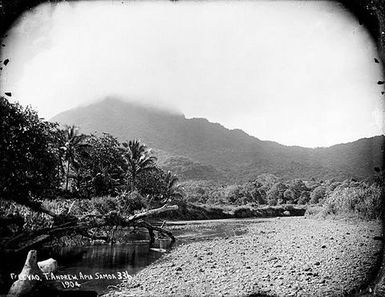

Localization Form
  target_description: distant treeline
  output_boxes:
[180,174,383,220]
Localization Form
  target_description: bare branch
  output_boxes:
[128,204,178,221]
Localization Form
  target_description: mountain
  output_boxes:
[51,98,384,183]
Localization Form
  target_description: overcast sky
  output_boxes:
[1,1,384,148]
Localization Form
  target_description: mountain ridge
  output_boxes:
[51,98,384,183]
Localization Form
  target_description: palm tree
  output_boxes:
[162,171,184,203]
[60,125,88,191]
[122,139,157,191]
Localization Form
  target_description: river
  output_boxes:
[49,218,270,295]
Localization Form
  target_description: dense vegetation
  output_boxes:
[179,173,383,220]
[0,97,183,254]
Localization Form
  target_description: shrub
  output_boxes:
[304,205,324,218]
[322,183,382,220]
[92,196,119,214]
[325,181,341,195]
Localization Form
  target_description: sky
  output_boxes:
[0,0,384,148]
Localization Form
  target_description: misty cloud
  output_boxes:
[1,1,383,147]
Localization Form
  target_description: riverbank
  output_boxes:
[104,217,382,297]
[158,203,307,220]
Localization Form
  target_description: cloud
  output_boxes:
[1,1,383,147]
[372,107,385,134]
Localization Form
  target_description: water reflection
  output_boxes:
[49,242,162,294]
[52,218,266,294]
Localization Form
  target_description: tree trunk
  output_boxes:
[7,250,44,297]
[130,169,135,192]
[110,225,117,246]
[65,160,70,191]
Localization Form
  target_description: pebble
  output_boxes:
[103,217,382,297]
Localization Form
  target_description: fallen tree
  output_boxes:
[0,199,178,296]
[0,201,178,255]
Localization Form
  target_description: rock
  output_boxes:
[38,258,58,274]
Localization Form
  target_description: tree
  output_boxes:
[283,189,295,204]
[298,191,310,205]
[266,182,287,205]
[310,186,326,204]
[163,171,184,202]
[60,125,89,191]
[255,188,267,204]
[122,140,157,191]
[224,185,242,204]
[79,133,126,197]
[287,179,308,203]
[254,174,279,191]
[0,97,61,214]
[136,167,168,200]
[241,182,266,205]
[136,168,184,208]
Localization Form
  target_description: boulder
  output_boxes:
[38,258,58,274]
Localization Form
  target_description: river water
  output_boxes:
[49,218,270,295]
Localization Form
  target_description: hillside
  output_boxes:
[51,98,384,183]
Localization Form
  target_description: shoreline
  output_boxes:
[103,217,382,297]
[157,203,307,221]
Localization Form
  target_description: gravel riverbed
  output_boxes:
[104,217,382,297]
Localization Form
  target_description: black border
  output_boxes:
[0,0,384,296]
